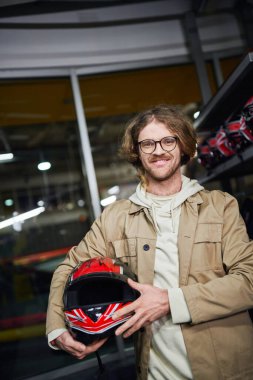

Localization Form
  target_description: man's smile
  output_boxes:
[150,157,170,167]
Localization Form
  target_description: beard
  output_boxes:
[143,155,182,183]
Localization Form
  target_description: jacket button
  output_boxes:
[143,244,150,251]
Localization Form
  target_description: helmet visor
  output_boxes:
[64,273,139,310]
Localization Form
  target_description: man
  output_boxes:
[46,104,253,380]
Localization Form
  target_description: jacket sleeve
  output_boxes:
[182,192,253,324]
[46,213,109,335]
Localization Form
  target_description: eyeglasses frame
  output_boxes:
[138,136,178,154]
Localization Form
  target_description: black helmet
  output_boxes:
[63,257,140,345]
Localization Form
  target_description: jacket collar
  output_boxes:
[129,202,145,214]
[129,190,204,214]
[187,191,204,204]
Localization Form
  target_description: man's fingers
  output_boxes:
[58,341,86,355]
[70,349,86,360]
[127,278,143,291]
[115,312,140,336]
[112,301,137,320]
[112,307,133,320]
[72,340,87,353]
[56,332,108,360]
[85,337,108,354]
[122,316,147,338]
[71,337,108,359]
[56,331,87,357]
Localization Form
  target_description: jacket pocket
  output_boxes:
[111,238,137,273]
[191,223,225,274]
[194,223,222,243]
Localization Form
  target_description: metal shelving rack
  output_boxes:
[198,145,253,184]
[194,52,253,184]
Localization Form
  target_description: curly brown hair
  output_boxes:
[120,104,197,183]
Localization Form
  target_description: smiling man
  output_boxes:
[46,104,253,380]
[137,121,184,192]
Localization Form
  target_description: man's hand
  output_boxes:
[55,331,108,360]
[112,278,170,338]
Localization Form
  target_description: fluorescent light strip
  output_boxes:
[108,185,120,195]
[0,207,45,230]
[100,195,116,207]
[0,153,14,161]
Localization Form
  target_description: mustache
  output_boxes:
[149,154,171,162]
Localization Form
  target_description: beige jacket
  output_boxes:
[46,189,253,380]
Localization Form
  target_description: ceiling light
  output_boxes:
[0,153,14,161]
[193,111,200,119]
[0,130,14,162]
[37,161,51,171]
[0,206,45,230]
[4,198,14,207]
[100,195,116,207]
[77,199,85,207]
[108,185,120,195]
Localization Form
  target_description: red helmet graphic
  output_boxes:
[63,257,140,345]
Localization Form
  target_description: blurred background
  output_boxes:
[0,1,253,379]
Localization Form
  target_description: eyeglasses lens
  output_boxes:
[140,137,177,153]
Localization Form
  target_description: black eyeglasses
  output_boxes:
[138,136,178,154]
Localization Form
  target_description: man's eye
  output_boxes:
[142,141,154,147]
[163,138,174,145]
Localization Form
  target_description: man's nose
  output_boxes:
[153,141,165,154]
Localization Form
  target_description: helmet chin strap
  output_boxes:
[95,350,109,380]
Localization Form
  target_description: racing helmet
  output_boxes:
[63,257,140,345]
